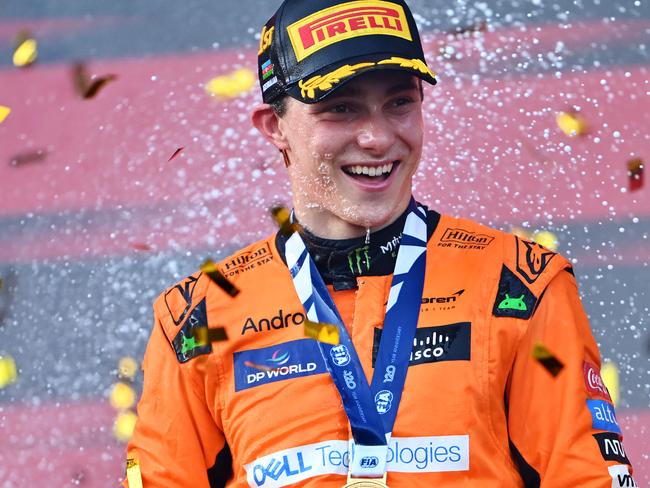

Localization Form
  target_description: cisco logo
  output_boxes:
[330,344,351,367]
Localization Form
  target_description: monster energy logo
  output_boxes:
[347,245,370,274]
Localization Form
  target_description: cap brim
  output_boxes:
[284,53,437,104]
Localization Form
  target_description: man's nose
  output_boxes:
[356,113,396,155]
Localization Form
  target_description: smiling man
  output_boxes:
[123,1,635,487]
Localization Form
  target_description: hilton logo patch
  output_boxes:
[438,228,494,250]
[221,242,272,278]
[287,0,412,61]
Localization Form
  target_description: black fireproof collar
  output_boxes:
[275,201,439,291]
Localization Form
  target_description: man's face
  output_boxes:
[278,70,424,230]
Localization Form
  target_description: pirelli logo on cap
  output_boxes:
[287,0,412,62]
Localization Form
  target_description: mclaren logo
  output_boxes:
[287,0,412,61]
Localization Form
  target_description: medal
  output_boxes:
[286,198,428,480]
[343,472,389,488]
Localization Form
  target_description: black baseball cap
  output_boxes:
[257,0,437,104]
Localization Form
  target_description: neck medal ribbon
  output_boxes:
[285,199,427,485]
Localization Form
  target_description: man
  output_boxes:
[124,0,636,486]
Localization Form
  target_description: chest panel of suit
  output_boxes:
[215,250,493,468]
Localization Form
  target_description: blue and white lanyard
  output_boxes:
[284,199,427,477]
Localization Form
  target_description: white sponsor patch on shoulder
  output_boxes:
[244,435,469,487]
[608,464,638,487]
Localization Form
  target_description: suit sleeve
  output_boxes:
[506,269,634,487]
[122,315,230,487]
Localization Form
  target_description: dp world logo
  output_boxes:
[267,349,290,367]
[330,344,351,367]
[375,390,393,414]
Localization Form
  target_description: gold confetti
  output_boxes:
[192,326,228,345]
[72,62,117,99]
[118,357,138,380]
[270,206,300,236]
[532,342,564,377]
[110,382,137,410]
[0,106,11,124]
[114,411,138,443]
[0,355,18,389]
[201,259,240,297]
[304,319,340,345]
[601,362,620,407]
[126,457,143,488]
[556,110,589,137]
[627,158,644,192]
[9,148,47,167]
[168,147,184,161]
[532,230,558,252]
[13,35,37,68]
[205,68,255,98]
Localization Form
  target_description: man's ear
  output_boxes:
[251,104,289,150]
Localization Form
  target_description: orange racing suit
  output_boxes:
[124,203,635,487]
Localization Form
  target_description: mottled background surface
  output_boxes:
[0,0,649,485]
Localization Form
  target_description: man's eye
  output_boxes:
[393,96,414,107]
[328,103,351,113]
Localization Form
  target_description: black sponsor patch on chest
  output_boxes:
[372,322,471,367]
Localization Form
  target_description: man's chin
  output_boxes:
[337,199,406,231]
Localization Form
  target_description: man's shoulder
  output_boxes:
[431,213,574,318]
[150,235,281,355]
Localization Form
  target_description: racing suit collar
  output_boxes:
[275,201,439,291]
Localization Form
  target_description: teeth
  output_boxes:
[344,162,395,176]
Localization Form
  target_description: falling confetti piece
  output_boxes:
[449,20,487,36]
[601,362,620,407]
[0,277,3,290]
[9,148,47,167]
[205,68,256,98]
[168,147,184,161]
[110,382,137,410]
[532,230,558,252]
[556,110,589,137]
[201,259,240,297]
[0,355,18,389]
[532,342,564,377]
[13,36,37,67]
[114,411,138,443]
[244,360,278,373]
[271,206,300,236]
[304,319,340,345]
[130,243,152,252]
[0,106,11,124]
[72,62,117,99]
[627,158,644,192]
[126,457,143,488]
[118,357,138,380]
[192,326,229,345]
